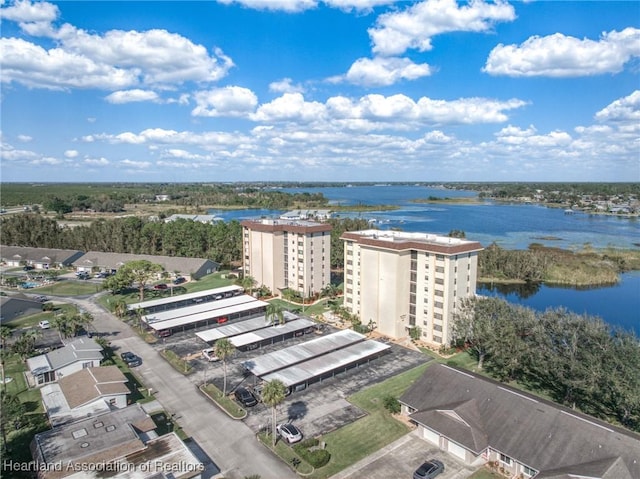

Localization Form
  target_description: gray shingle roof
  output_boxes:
[72,251,218,278]
[0,245,83,265]
[46,337,103,371]
[400,363,640,477]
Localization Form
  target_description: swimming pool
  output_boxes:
[21,282,40,288]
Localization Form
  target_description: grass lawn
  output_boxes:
[201,383,246,419]
[160,348,195,375]
[268,297,330,318]
[32,280,101,296]
[257,431,314,475]
[3,303,79,331]
[97,271,236,311]
[308,362,431,479]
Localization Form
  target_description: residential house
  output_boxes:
[30,403,203,479]
[400,363,640,478]
[40,365,130,426]
[72,251,218,280]
[164,214,223,224]
[280,209,332,220]
[26,337,103,387]
[1,246,84,269]
[0,294,42,323]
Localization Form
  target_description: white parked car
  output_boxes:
[276,423,303,444]
[39,320,50,329]
[202,348,220,362]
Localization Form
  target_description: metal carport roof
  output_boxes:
[242,329,366,376]
[196,311,300,343]
[128,285,243,311]
[260,340,391,387]
[144,295,262,323]
[145,298,268,331]
[230,318,317,348]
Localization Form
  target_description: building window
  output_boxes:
[523,466,536,477]
[433,335,442,343]
[499,454,512,466]
[433,324,442,332]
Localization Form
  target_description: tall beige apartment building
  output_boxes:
[341,230,483,346]
[241,219,332,298]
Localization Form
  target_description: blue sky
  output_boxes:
[1,0,639,183]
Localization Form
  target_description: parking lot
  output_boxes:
[332,430,478,479]
[152,319,429,438]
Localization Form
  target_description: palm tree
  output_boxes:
[134,308,147,332]
[51,315,73,341]
[113,299,128,318]
[240,275,256,296]
[214,338,235,396]
[262,379,287,447]
[265,302,285,327]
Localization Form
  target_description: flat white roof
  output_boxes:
[144,294,257,323]
[128,285,243,311]
[146,298,268,331]
[261,340,390,387]
[230,318,317,348]
[243,329,366,376]
[196,311,299,343]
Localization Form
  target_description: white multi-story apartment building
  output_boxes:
[241,219,332,298]
[341,230,483,346]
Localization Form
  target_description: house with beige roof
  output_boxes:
[41,365,130,426]
[30,404,203,479]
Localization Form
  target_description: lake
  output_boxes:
[210,184,640,335]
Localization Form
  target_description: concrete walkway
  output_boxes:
[67,295,297,479]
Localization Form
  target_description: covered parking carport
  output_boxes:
[196,311,300,344]
[144,296,268,334]
[229,318,318,351]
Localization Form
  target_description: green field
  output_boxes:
[309,362,431,479]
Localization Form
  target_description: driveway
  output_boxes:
[331,429,479,479]
[67,295,297,479]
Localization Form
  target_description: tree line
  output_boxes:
[452,296,640,432]
[1,214,243,267]
[1,214,373,270]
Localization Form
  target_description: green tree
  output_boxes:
[261,379,287,447]
[11,329,40,360]
[51,315,74,340]
[0,327,11,393]
[214,338,235,396]
[113,299,129,318]
[1,392,26,453]
[119,260,164,301]
[265,302,285,327]
[239,275,257,296]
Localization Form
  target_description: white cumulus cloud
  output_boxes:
[484,28,640,77]
[594,90,640,123]
[369,0,516,56]
[192,86,258,117]
[342,56,432,86]
[105,89,160,104]
[0,1,234,90]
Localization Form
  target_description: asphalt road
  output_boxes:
[67,294,298,479]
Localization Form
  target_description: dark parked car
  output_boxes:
[172,277,186,285]
[157,329,172,338]
[413,460,444,479]
[153,283,168,290]
[120,351,142,367]
[234,387,258,407]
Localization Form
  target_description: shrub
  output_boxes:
[293,442,330,468]
[383,395,401,414]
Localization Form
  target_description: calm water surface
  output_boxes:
[211,185,640,334]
